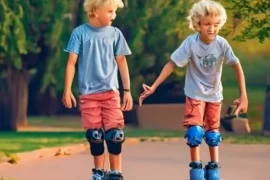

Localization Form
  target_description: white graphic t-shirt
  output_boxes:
[171,33,239,102]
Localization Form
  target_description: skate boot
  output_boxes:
[189,161,205,180]
[106,171,123,180]
[92,168,106,180]
[205,162,220,180]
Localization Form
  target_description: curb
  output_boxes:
[0,143,89,166]
[0,137,185,166]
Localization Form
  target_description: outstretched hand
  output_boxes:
[139,84,156,106]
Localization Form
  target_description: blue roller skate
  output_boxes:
[92,168,106,180]
[189,161,205,180]
[205,162,220,180]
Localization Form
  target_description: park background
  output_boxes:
[0,0,270,157]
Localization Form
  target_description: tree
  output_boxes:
[226,0,269,43]
[226,0,270,134]
[0,0,70,131]
[114,0,194,101]
[39,0,84,115]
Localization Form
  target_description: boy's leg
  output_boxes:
[80,94,106,179]
[183,97,206,180]
[85,129,106,168]
[204,102,222,180]
[105,128,124,171]
[102,90,124,179]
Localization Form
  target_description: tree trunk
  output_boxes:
[263,74,270,136]
[0,68,29,131]
[70,0,83,29]
[0,81,15,131]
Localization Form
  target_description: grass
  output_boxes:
[0,128,270,155]
[0,131,85,153]
[222,133,270,144]
[27,116,82,129]
[0,129,184,153]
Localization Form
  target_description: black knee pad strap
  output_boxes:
[85,128,105,156]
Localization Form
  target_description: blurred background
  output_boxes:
[0,0,269,135]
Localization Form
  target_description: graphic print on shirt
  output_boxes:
[196,53,218,68]
[195,53,219,92]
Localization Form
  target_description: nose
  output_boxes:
[112,12,116,19]
[209,25,214,32]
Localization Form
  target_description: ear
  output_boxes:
[92,8,98,17]
[196,22,201,31]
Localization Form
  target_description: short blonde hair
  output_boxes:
[84,0,124,15]
[187,0,227,31]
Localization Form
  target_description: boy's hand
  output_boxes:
[121,92,133,111]
[62,90,77,108]
[233,95,248,116]
[139,84,156,106]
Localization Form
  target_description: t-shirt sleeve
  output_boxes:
[170,37,191,67]
[221,38,239,65]
[114,28,132,56]
[64,28,82,54]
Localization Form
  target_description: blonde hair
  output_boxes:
[187,0,227,31]
[84,0,124,15]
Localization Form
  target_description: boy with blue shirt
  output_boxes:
[139,0,248,180]
[62,0,132,179]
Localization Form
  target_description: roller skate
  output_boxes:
[205,162,220,180]
[106,171,123,180]
[189,161,205,180]
[92,168,106,180]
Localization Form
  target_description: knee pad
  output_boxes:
[185,126,204,148]
[85,128,105,156]
[105,128,125,155]
[204,131,221,147]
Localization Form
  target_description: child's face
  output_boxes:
[94,5,118,26]
[198,15,221,43]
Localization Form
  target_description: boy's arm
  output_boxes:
[64,53,78,92]
[115,55,130,90]
[139,61,176,106]
[233,63,247,97]
[62,53,78,108]
[232,63,248,115]
[152,61,176,89]
[115,55,132,111]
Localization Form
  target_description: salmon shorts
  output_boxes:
[183,96,222,131]
[79,90,124,131]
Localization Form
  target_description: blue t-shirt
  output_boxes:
[64,23,132,95]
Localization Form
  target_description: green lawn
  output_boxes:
[0,128,270,155]
[27,116,82,129]
[0,131,85,153]
[0,129,184,153]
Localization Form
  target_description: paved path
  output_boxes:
[1,142,270,180]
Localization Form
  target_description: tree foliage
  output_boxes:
[0,0,71,82]
[226,0,270,43]
[0,0,71,129]
[114,0,194,99]
[0,0,27,70]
